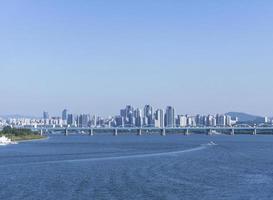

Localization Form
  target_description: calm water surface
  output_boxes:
[0,134,273,200]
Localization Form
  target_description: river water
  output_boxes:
[0,134,273,200]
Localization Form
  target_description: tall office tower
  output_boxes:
[121,105,134,126]
[144,105,153,126]
[67,114,74,126]
[154,109,164,128]
[165,106,175,127]
[62,109,68,121]
[218,115,226,126]
[79,114,89,127]
[126,105,135,126]
[176,115,187,127]
[43,111,49,120]
[134,108,142,127]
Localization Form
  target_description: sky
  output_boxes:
[0,0,273,117]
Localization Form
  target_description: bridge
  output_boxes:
[34,126,273,136]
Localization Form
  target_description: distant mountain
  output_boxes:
[226,112,264,122]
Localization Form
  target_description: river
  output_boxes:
[0,134,273,200]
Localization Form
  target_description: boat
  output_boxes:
[208,141,217,146]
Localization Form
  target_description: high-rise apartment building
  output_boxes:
[155,109,164,128]
[144,105,154,126]
[165,106,175,127]
[176,115,187,127]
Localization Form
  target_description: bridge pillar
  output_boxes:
[185,129,189,135]
[161,128,166,136]
[137,129,142,136]
[89,129,94,136]
[253,129,257,135]
[231,129,235,135]
[40,129,43,136]
[64,129,68,136]
[208,129,212,135]
[113,128,118,136]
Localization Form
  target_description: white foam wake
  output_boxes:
[0,144,212,167]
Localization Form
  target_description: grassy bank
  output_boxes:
[5,134,45,141]
[0,127,46,142]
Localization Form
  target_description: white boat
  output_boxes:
[0,136,17,145]
[208,141,217,146]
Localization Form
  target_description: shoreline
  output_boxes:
[17,136,49,143]
[0,136,49,146]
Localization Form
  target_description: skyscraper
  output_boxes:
[176,115,187,127]
[79,114,89,127]
[134,108,142,127]
[67,114,75,126]
[125,105,134,126]
[62,109,68,121]
[43,111,49,120]
[144,105,153,127]
[120,105,135,126]
[155,109,164,128]
[165,106,175,127]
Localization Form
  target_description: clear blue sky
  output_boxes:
[0,0,273,117]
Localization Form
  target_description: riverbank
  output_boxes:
[2,134,47,142]
[0,127,47,142]
[16,135,49,143]
[0,134,47,146]
[6,134,46,142]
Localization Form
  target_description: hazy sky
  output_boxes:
[1,0,273,117]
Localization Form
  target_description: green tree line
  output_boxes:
[0,126,38,136]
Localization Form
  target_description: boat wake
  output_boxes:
[0,143,215,167]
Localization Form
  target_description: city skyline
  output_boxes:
[1,1,273,116]
[0,105,272,119]
[1,104,271,130]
